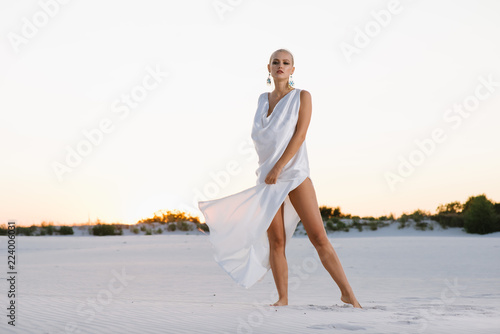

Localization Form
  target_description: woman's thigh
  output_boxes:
[288,177,327,242]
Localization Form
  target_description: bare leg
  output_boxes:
[267,202,288,306]
[289,177,362,308]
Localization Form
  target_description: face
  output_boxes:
[268,51,295,80]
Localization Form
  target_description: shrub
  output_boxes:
[140,225,147,232]
[463,195,498,234]
[41,222,54,235]
[132,227,139,234]
[145,229,152,235]
[325,218,349,232]
[352,220,363,232]
[17,225,37,236]
[414,222,428,231]
[167,223,177,232]
[197,223,209,232]
[333,207,342,217]
[176,221,194,231]
[92,224,118,236]
[325,220,335,231]
[137,209,201,225]
[156,228,163,234]
[398,214,409,223]
[369,221,378,231]
[431,213,463,229]
[59,226,74,235]
[319,206,334,220]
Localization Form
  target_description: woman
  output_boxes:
[198,49,361,309]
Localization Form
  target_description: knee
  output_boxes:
[268,235,286,250]
[309,233,331,251]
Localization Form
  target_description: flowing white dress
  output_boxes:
[198,88,312,288]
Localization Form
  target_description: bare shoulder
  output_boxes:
[299,89,312,108]
[299,89,312,102]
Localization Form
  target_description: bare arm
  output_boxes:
[264,90,312,184]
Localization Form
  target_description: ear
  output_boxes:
[291,66,295,75]
[267,64,270,73]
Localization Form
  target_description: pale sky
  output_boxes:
[1,0,499,226]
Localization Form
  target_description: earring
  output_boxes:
[288,74,294,88]
[266,73,271,86]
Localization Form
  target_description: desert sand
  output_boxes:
[1,224,499,333]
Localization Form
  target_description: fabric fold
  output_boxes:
[198,88,311,288]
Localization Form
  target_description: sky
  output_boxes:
[1,0,499,226]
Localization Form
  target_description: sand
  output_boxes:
[1,225,499,333]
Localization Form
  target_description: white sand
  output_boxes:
[1,226,500,333]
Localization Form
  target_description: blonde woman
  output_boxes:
[198,49,361,308]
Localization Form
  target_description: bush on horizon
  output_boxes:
[137,209,200,225]
[325,217,349,232]
[58,226,74,235]
[463,194,499,234]
[197,222,209,232]
[92,224,121,236]
[176,221,194,231]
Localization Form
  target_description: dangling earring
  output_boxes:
[266,73,271,86]
[288,74,294,88]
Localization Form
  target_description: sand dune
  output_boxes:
[1,227,499,333]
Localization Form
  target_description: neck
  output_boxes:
[273,79,292,95]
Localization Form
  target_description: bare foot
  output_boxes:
[270,299,288,306]
[341,294,362,308]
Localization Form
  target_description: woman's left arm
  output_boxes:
[264,90,312,184]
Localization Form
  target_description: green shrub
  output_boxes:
[132,227,139,234]
[176,221,193,231]
[369,221,378,231]
[145,229,152,235]
[59,226,74,235]
[41,222,54,235]
[352,220,363,232]
[431,213,463,229]
[92,224,118,236]
[325,218,349,232]
[463,195,498,234]
[140,225,147,232]
[156,228,163,234]
[414,222,428,231]
[398,214,409,223]
[325,220,335,231]
[17,225,37,236]
[167,223,177,232]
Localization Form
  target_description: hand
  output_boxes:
[265,164,283,184]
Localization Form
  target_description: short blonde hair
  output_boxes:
[269,48,294,66]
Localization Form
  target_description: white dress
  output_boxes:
[198,88,312,288]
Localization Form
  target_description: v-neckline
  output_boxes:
[265,89,296,118]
